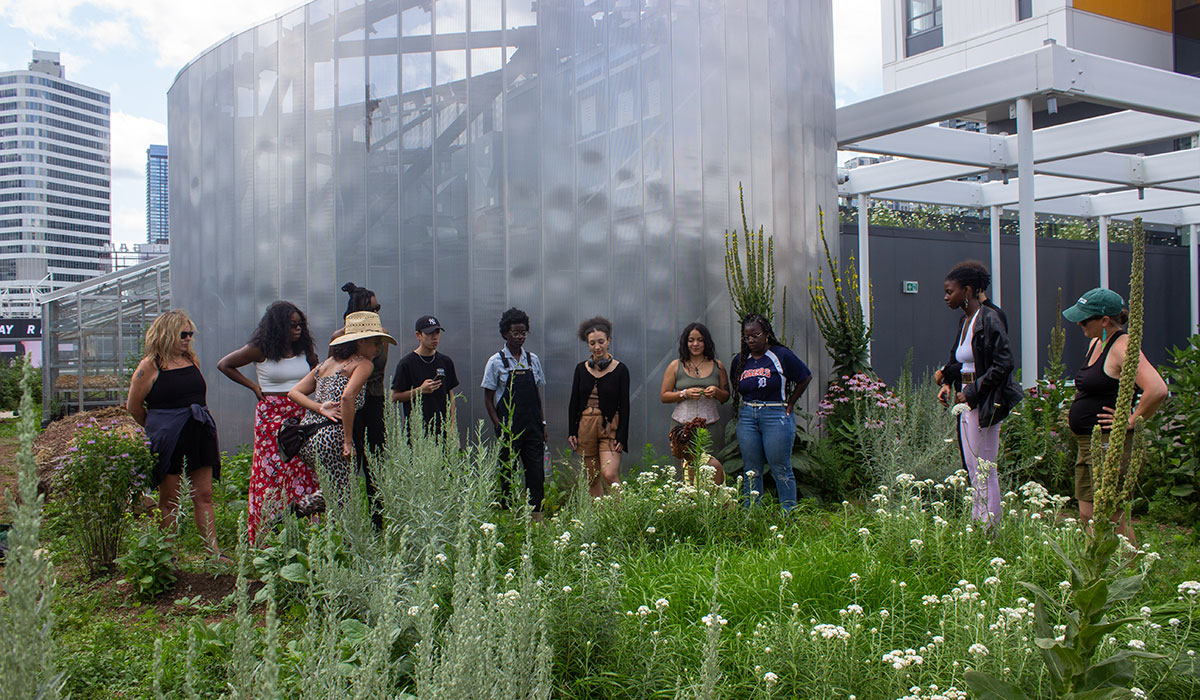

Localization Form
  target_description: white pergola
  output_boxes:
[836,43,1200,386]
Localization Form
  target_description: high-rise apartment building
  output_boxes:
[0,50,111,317]
[146,144,167,244]
[882,1,1197,92]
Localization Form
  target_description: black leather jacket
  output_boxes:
[940,304,1023,428]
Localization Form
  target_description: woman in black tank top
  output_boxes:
[126,310,226,562]
[1062,288,1167,545]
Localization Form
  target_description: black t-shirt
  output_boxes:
[391,351,460,425]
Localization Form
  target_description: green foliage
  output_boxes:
[724,182,779,329]
[0,358,40,412]
[1001,289,1077,498]
[1145,334,1200,523]
[57,421,155,573]
[854,369,960,488]
[971,219,1162,700]
[809,208,872,379]
[116,515,178,602]
[0,359,63,700]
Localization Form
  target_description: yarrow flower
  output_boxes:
[780,571,793,585]
[968,643,990,657]
[882,648,923,670]
[1178,581,1200,597]
[701,613,728,628]
[480,522,497,534]
[655,598,669,611]
[762,671,779,686]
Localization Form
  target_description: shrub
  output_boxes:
[57,421,155,574]
[1144,334,1200,523]
[116,515,177,602]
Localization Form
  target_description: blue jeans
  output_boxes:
[737,402,797,511]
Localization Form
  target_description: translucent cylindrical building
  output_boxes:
[168,0,836,450]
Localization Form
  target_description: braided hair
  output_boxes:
[731,313,783,405]
[341,282,377,318]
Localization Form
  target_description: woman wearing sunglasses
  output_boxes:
[217,301,320,544]
[1063,288,1167,545]
[127,309,226,562]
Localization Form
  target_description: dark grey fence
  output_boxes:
[838,225,1192,385]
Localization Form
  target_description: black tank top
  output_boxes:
[145,364,207,410]
[1068,330,1125,435]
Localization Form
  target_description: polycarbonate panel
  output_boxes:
[169,0,836,448]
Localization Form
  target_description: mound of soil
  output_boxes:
[33,407,145,496]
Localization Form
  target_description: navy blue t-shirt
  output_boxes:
[732,345,811,403]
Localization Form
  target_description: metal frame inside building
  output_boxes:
[40,257,170,420]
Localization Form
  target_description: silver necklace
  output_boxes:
[417,351,436,364]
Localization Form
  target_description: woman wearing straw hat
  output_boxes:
[289,311,396,507]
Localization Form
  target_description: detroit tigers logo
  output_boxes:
[739,367,772,381]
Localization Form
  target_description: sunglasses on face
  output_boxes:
[180,331,195,339]
[289,322,303,329]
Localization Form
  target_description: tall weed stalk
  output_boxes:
[0,359,63,700]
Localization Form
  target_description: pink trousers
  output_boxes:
[959,407,1002,526]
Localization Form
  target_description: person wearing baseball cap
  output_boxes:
[391,314,459,433]
[1064,288,1167,545]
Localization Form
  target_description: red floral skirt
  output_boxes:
[248,396,319,544]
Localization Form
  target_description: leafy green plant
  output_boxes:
[0,359,63,700]
[116,515,177,602]
[724,182,783,332]
[1002,289,1077,497]
[809,208,871,379]
[968,219,1164,700]
[57,421,155,573]
[1144,334,1200,523]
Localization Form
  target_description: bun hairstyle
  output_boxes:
[945,261,991,297]
[577,316,613,342]
[341,282,377,318]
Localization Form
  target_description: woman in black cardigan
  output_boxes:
[567,316,630,497]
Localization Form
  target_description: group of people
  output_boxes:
[936,261,1166,542]
[123,262,1168,557]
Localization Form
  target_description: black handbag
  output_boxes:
[277,416,337,461]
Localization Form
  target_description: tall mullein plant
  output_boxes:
[808,208,872,378]
[0,359,64,700]
[724,182,785,336]
[968,219,1164,700]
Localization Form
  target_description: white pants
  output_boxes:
[959,407,1002,526]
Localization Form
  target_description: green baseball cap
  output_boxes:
[1062,288,1125,323]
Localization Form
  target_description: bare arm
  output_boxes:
[785,375,813,415]
[1130,351,1168,428]
[125,357,158,427]
[484,388,500,428]
[287,366,323,414]
[660,360,684,403]
[340,359,374,456]
[217,344,267,401]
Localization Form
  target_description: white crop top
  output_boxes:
[255,354,311,393]
[955,309,980,374]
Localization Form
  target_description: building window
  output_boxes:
[906,0,943,57]
[1017,0,1032,21]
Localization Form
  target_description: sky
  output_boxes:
[0,0,883,249]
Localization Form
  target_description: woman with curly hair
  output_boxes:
[937,261,1023,528]
[218,301,320,543]
[731,313,811,512]
[567,316,630,497]
[127,309,225,560]
[661,322,729,485]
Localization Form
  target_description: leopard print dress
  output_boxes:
[299,370,364,505]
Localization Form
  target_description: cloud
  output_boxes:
[108,110,167,245]
[0,0,299,69]
[833,0,884,106]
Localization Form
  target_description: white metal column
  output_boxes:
[989,205,1002,307]
[1017,97,1037,388]
[1191,223,1199,335]
[858,194,871,359]
[1099,215,1110,290]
